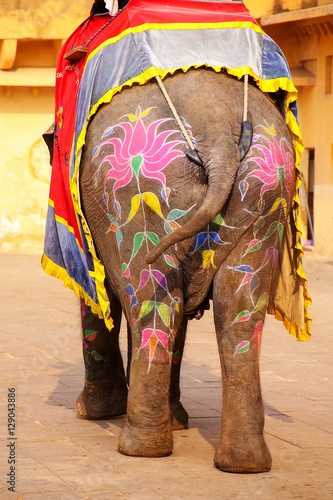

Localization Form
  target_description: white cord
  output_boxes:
[155,75,196,151]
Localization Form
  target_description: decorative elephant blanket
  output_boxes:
[42,0,311,339]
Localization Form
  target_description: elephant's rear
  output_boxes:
[80,69,294,321]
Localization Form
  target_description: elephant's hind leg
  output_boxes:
[76,296,128,420]
[117,326,188,457]
[213,246,273,473]
[117,355,174,458]
[117,285,185,457]
[211,119,293,472]
[125,315,189,430]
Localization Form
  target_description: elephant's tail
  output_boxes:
[145,137,239,264]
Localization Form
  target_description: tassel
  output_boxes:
[105,0,119,15]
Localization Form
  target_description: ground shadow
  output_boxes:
[46,351,294,449]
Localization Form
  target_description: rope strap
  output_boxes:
[155,75,196,151]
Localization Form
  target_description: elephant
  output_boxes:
[73,67,299,473]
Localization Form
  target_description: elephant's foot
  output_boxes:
[75,383,128,420]
[170,401,189,430]
[214,434,272,473]
[117,422,173,457]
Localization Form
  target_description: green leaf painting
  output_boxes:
[253,294,269,313]
[156,302,170,327]
[131,233,145,260]
[139,301,155,319]
[212,213,225,226]
[233,310,251,323]
[147,232,159,246]
[167,206,194,221]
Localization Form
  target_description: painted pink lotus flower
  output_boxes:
[101,108,185,200]
[245,135,293,202]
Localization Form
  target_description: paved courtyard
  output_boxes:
[0,252,332,499]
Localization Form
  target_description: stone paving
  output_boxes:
[0,253,332,499]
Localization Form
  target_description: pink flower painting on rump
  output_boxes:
[244,135,294,205]
[100,107,185,205]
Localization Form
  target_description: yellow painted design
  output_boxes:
[126,106,156,122]
[127,194,141,222]
[202,249,217,270]
[261,124,276,136]
[141,192,164,218]
[269,197,287,216]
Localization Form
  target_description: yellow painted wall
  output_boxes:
[0,0,92,39]
[243,0,300,18]
[243,0,333,18]
[0,87,53,252]
[0,1,92,253]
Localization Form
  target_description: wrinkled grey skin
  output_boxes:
[76,69,295,472]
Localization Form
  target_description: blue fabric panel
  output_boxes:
[44,205,98,303]
[44,204,66,269]
[289,100,299,122]
[262,35,291,81]
[78,215,95,273]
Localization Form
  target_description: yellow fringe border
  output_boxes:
[267,102,312,342]
[65,27,311,339]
